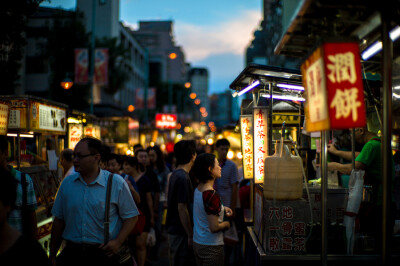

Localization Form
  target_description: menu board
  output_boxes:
[30,102,66,133]
[8,99,28,129]
[0,101,10,135]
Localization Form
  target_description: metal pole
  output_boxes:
[320,130,328,266]
[17,133,21,170]
[168,80,172,113]
[89,0,97,114]
[269,82,273,155]
[351,128,356,169]
[381,7,393,265]
[143,48,149,124]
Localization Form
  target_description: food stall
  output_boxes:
[0,95,68,253]
[99,116,139,155]
[232,1,400,265]
[67,110,101,149]
[230,64,348,261]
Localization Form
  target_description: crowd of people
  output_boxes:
[0,136,247,266]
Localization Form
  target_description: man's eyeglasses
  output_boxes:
[72,153,95,160]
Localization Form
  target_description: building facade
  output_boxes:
[189,67,209,119]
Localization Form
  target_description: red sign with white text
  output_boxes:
[301,42,366,131]
[323,42,366,129]
[155,114,177,129]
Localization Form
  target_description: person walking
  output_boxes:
[192,153,233,266]
[122,156,153,266]
[0,136,37,239]
[166,140,197,266]
[0,168,50,266]
[50,137,139,266]
[147,145,170,259]
[214,139,239,265]
[108,154,140,205]
[60,148,75,180]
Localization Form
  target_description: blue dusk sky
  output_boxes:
[41,0,263,95]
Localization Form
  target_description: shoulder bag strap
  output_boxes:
[104,173,113,244]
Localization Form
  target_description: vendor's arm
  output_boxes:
[328,161,366,175]
[327,144,360,161]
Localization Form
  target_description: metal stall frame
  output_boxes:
[230,65,308,262]
[274,0,400,265]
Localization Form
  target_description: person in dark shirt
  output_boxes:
[122,156,153,266]
[166,140,197,266]
[0,168,50,266]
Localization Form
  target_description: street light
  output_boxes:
[184,82,191,89]
[61,77,73,90]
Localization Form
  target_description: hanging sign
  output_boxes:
[0,101,10,135]
[74,48,89,84]
[94,48,109,86]
[253,107,269,184]
[301,42,366,131]
[30,102,66,133]
[84,125,101,139]
[68,124,83,149]
[155,113,177,129]
[240,115,253,179]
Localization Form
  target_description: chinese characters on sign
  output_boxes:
[34,103,66,132]
[264,203,307,253]
[301,42,366,131]
[0,102,9,135]
[68,124,83,149]
[253,107,268,184]
[155,114,177,129]
[240,115,253,179]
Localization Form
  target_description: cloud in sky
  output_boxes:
[174,9,262,62]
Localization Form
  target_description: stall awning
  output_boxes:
[229,64,302,91]
[274,0,400,73]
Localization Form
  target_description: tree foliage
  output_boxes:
[0,0,45,95]
[46,10,91,110]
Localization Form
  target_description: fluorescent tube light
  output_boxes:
[7,133,34,138]
[362,25,400,60]
[389,25,400,40]
[276,83,304,91]
[261,94,305,102]
[237,80,260,96]
[361,41,383,60]
[232,91,238,97]
[393,93,400,99]
[394,86,400,90]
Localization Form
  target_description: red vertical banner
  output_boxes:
[94,48,108,86]
[323,42,366,129]
[148,88,156,109]
[136,88,156,109]
[136,88,144,109]
[74,48,88,84]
